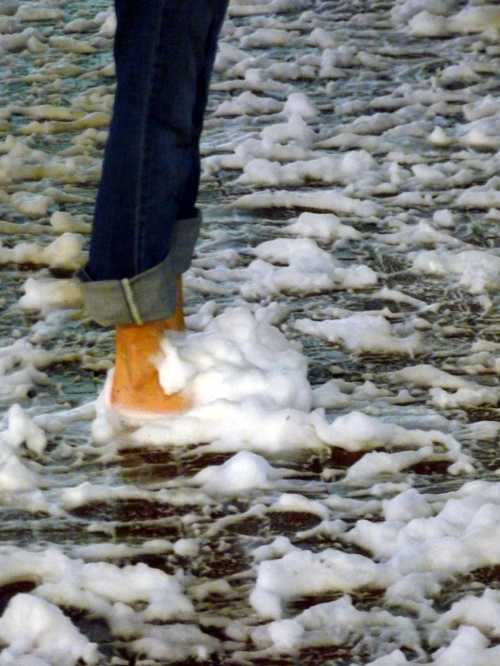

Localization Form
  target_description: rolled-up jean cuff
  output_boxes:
[78,211,201,326]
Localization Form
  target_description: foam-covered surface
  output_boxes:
[0,0,498,663]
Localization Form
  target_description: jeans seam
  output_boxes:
[133,0,167,276]
[121,278,144,325]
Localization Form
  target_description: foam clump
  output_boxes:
[236,150,379,189]
[344,448,434,484]
[158,307,311,411]
[392,364,470,390]
[237,238,377,298]
[286,212,361,242]
[193,451,280,494]
[250,549,381,618]
[15,4,65,22]
[311,409,470,474]
[0,339,55,401]
[0,593,98,665]
[93,308,468,475]
[314,410,437,451]
[283,92,318,119]
[374,220,458,249]
[430,625,500,665]
[0,233,85,271]
[0,547,193,626]
[129,624,218,663]
[295,313,421,355]
[228,0,302,17]
[412,249,500,293]
[0,405,47,497]
[10,191,52,218]
[0,548,216,662]
[407,5,500,37]
[251,595,419,655]
[241,27,296,49]
[431,588,500,646]
[234,188,380,218]
[349,480,500,586]
[4,404,46,455]
[215,91,282,116]
[93,307,320,452]
[391,0,452,28]
[18,277,82,313]
[251,481,500,629]
[0,438,39,494]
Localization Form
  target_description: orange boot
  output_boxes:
[111,277,191,415]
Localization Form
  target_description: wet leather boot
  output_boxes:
[111,277,191,414]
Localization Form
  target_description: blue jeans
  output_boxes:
[79,0,228,326]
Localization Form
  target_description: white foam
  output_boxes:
[15,5,65,22]
[0,233,86,271]
[295,313,421,355]
[233,189,380,218]
[412,250,500,293]
[10,191,52,218]
[0,594,98,665]
[18,277,82,313]
[232,238,377,298]
[215,91,282,116]
[193,451,281,494]
[4,404,47,455]
[158,308,312,411]
[283,92,318,119]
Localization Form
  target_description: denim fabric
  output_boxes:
[79,0,228,326]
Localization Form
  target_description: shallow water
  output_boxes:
[0,0,499,664]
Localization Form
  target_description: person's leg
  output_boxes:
[80,0,228,321]
[79,0,228,413]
